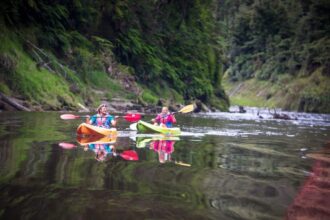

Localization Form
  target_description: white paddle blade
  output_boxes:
[129,123,138,130]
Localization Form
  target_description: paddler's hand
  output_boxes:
[85,115,90,123]
[151,118,158,125]
[112,116,118,127]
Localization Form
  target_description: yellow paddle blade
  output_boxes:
[175,161,191,167]
[178,104,195,113]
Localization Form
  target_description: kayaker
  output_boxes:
[152,106,176,128]
[86,104,117,128]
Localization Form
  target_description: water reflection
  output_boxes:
[150,139,175,164]
[59,135,139,162]
[84,141,116,162]
[1,111,330,220]
[78,135,117,162]
[286,142,330,219]
[135,136,191,166]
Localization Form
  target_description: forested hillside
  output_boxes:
[0,0,229,111]
[0,0,329,113]
[220,0,330,113]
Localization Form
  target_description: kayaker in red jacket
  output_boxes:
[86,104,117,128]
[152,106,176,128]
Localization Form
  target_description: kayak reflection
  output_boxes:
[135,136,190,166]
[77,135,116,161]
[77,136,138,162]
[59,135,139,162]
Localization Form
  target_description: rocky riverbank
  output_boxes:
[0,91,211,114]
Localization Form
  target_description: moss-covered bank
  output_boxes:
[223,68,330,113]
[0,0,230,112]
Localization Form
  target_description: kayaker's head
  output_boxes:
[161,107,169,115]
[97,104,108,115]
[95,150,107,162]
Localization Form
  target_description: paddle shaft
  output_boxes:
[159,104,195,119]
[60,113,141,122]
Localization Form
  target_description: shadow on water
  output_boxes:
[0,110,329,219]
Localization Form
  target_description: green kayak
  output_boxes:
[136,120,181,136]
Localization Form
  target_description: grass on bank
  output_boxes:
[0,30,139,110]
[0,30,82,109]
[223,68,330,113]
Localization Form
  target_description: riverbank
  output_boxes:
[0,28,228,113]
[0,90,212,115]
[222,68,330,114]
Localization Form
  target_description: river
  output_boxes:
[0,107,329,220]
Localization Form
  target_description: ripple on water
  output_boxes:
[194,106,330,127]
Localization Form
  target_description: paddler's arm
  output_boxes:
[85,115,91,124]
[151,114,160,125]
[170,113,177,124]
[111,116,118,127]
[86,115,97,125]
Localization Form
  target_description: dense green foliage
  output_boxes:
[1,0,329,112]
[220,0,330,112]
[100,0,219,101]
[0,0,229,110]
[222,0,330,80]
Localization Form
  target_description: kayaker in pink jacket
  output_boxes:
[152,106,176,128]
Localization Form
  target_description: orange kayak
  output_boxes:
[76,135,117,145]
[76,123,118,136]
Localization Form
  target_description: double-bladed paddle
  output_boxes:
[129,104,195,130]
[60,113,141,122]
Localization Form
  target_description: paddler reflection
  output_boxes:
[59,135,139,162]
[84,142,116,162]
[77,135,138,162]
[150,139,175,164]
[135,136,189,165]
[78,135,117,162]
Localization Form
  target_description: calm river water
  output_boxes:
[0,107,329,220]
